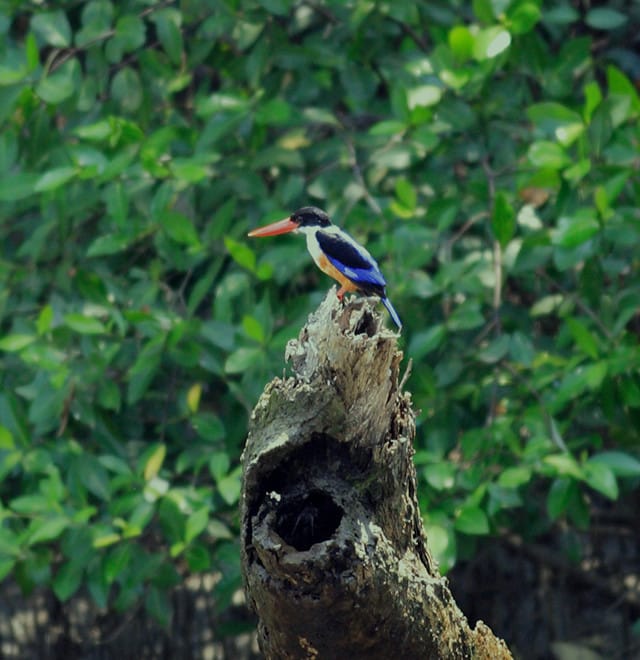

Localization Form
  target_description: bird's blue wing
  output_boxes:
[316,231,386,290]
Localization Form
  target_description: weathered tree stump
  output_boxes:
[240,290,512,660]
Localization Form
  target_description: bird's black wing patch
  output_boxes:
[316,230,386,293]
[316,231,374,270]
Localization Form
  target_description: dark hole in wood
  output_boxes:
[353,309,377,336]
[274,490,343,551]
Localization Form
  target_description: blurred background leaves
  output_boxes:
[0,0,639,656]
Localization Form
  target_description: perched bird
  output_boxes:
[248,206,402,330]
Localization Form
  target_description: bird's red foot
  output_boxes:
[336,286,346,301]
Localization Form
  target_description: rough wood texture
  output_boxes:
[240,290,512,660]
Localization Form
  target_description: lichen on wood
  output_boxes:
[240,289,512,660]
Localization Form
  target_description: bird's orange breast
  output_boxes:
[317,254,358,292]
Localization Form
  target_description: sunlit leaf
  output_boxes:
[31,10,72,47]
[582,461,618,500]
[454,506,490,535]
[144,444,167,481]
[63,313,106,335]
[186,383,201,414]
[0,334,36,351]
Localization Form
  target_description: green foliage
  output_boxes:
[0,0,639,636]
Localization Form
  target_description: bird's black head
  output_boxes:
[291,207,332,229]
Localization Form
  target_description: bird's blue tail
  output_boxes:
[381,297,402,331]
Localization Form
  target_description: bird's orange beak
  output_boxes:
[248,217,299,237]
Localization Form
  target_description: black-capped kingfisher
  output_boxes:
[248,206,402,330]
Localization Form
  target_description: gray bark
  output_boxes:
[240,290,512,660]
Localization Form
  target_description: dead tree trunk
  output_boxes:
[240,290,512,660]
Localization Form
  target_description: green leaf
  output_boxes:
[607,66,640,116]
[0,47,30,86]
[34,166,77,192]
[552,210,599,248]
[151,8,183,65]
[0,559,16,582]
[583,461,618,500]
[423,521,456,573]
[583,81,602,123]
[258,0,291,15]
[86,233,132,257]
[27,516,69,545]
[448,25,474,61]
[508,1,541,34]
[0,173,38,201]
[224,237,256,272]
[36,58,80,105]
[76,0,114,47]
[584,362,607,390]
[145,584,172,628]
[87,566,110,608]
[588,451,640,478]
[192,413,225,442]
[473,27,511,61]
[408,324,446,359]
[36,305,54,335]
[186,382,201,414]
[528,141,570,169]
[218,467,241,505]
[209,452,230,483]
[509,332,535,366]
[407,85,442,109]
[0,527,20,558]
[185,507,209,543]
[448,301,484,331]
[565,317,599,359]
[0,334,36,351]
[74,120,113,142]
[255,98,292,125]
[368,120,406,136]
[472,0,494,23]
[477,335,511,364]
[242,315,265,343]
[31,10,72,47]
[170,158,212,184]
[80,456,111,501]
[492,191,515,248]
[547,478,575,520]
[543,6,579,25]
[157,497,184,544]
[53,561,83,601]
[224,347,262,375]
[144,444,166,481]
[530,294,563,316]
[185,543,211,572]
[104,543,133,584]
[111,67,143,113]
[585,8,627,30]
[423,463,456,491]
[93,533,121,549]
[10,494,52,514]
[498,467,532,488]
[544,454,582,480]
[394,178,417,211]
[454,505,490,535]
[0,426,14,449]
[127,338,163,404]
[107,15,146,59]
[63,313,106,335]
[526,102,584,146]
[159,210,201,246]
